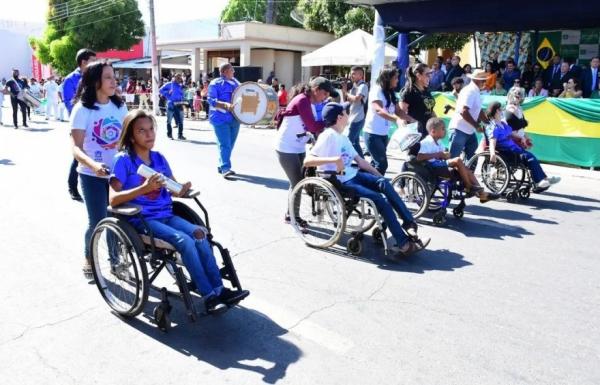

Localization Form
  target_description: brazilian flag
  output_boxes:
[536,37,556,69]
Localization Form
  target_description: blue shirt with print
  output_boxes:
[159,81,185,108]
[208,76,240,124]
[111,151,174,226]
[63,68,81,114]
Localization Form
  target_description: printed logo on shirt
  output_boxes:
[92,116,122,149]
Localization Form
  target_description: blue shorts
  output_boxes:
[427,160,453,179]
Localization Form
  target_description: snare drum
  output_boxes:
[231,82,278,125]
[23,90,41,108]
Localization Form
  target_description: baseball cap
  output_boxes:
[309,76,333,94]
[322,102,351,126]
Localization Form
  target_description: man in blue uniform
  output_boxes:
[208,63,240,178]
[159,73,186,140]
[63,48,96,201]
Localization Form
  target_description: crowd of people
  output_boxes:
[428,54,600,99]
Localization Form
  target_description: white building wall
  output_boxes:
[0,20,44,78]
[250,49,275,80]
[274,51,294,89]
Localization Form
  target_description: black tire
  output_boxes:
[519,188,530,199]
[90,217,149,317]
[372,227,383,245]
[453,208,464,218]
[347,238,363,255]
[433,210,446,226]
[506,191,518,203]
[154,304,171,332]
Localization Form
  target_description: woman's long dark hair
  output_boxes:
[75,60,123,110]
[118,109,156,155]
[404,63,429,92]
[376,66,399,108]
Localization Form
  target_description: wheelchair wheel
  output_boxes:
[519,188,531,199]
[467,152,510,194]
[346,237,363,256]
[390,172,430,219]
[90,217,149,317]
[433,209,447,226]
[289,177,346,248]
[154,304,171,332]
[172,201,205,227]
[372,227,384,245]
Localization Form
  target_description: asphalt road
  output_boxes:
[1,109,599,385]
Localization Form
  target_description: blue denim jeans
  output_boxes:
[348,118,365,158]
[507,149,547,183]
[212,120,240,173]
[166,105,184,137]
[80,174,109,258]
[344,172,414,247]
[137,215,223,297]
[364,132,389,175]
[449,129,478,160]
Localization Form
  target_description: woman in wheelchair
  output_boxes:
[108,110,248,314]
[486,102,561,191]
[418,118,499,203]
[304,102,430,259]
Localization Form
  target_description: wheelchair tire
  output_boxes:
[452,207,464,219]
[289,177,346,249]
[506,191,518,203]
[172,201,205,227]
[433,209,446,226]
[347,238,363,256]
[519,188,530,199]
[372,227,384,245]
[90,217,149,318]
[154,304,171,332]
[467,152,510,195]
[390,172,430,219]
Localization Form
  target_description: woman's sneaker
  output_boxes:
[536,179,551,189]
[548,176,561,185]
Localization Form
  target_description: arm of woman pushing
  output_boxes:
[71,130,109,177]
[488,138,498,162]
[296,97,326,134]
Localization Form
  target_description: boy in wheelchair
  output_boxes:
[304,102,430,259]
[109,110,248,314]
[417,118,499,203]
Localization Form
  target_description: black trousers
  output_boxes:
[68,158,80,193]
[10,96,27,127]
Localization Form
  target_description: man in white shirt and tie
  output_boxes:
[582,57,600,98]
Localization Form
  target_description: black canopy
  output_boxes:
[349,0,600,32]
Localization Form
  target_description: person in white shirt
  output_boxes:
[70,61,127,279]
[304,102,429,260]
[418,118,498,203]
[43,75,59,120]
[448,69,489,159]
[528,78,549,97]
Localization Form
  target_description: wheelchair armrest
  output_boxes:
[316,170,345,177]
[181,189,201,198]
[107,203,142,216]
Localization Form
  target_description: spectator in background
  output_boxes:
[502,60,521,91]
[266,71,275,85]
[200,80,209,119]
[5,69,28,128]
[428,61,445,92]
[565,57,582,80]
[521,61,534,88]
[137,82,150,110]
[461,64,473,86]
[483,62,497,92]
[278,84,288,107]
[531,63,544,85]
[582,56,600,98]
[558,78,582,98]
[341,66,369,157]
[271,78,280,92]
[528,78,549,97]
[450,77,465,98]
[193,89,202,120]
[126,78,136,94]
[544,54,562,89]
[43,75,59,120]
[490,78,507,96]
[444,55,464,91]
[551,62,572,96]
[489,52,500,73]
[159,73,186,140]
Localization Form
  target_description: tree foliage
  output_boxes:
[221,0,300,27]
[31,0,144,75]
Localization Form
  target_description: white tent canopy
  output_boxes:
[301,29,398,67]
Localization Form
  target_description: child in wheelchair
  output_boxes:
[304,102,430,259]
[418,118,499,203]
[109,110,248,314]
[486,102,560,191]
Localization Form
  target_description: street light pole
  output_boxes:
[148,0,160,115]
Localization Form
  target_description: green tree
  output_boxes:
[221,0,300,27]
[31,0,144,75]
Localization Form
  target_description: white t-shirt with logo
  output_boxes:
[363,84,396,136]
[448,81,482,135]
[310,128,358,183]
[418,135,445,163]
[70,101,128,178]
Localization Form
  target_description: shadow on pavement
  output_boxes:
[21,127,54,132]
[183,139,216,146]
[0,159,15,166]
[123,302,302,384]
[442,216,533,239]
[465,205,559,225]
[229,173,290,190]
[540,190,600,204]
[525,196,600,213]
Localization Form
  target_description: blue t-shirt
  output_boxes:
[111,151,174,224]
[487,121,522,152]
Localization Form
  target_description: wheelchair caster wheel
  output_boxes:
[372,227,384,245]
[347,238,363,256]
[433,210,446,226]
[154,304,171,332]
[351,231,364,241]
[452,208,464,218]
[519,188,530,199]
[506,192,517,203]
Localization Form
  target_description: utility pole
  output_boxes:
[148,0,160,115]
[266,0,275,24]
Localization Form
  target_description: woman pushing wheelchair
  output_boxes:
[108,109,248,314]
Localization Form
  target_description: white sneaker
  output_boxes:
[547,176,561,185]
[536,179,550,189]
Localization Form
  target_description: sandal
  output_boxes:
[82,258,93,280]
